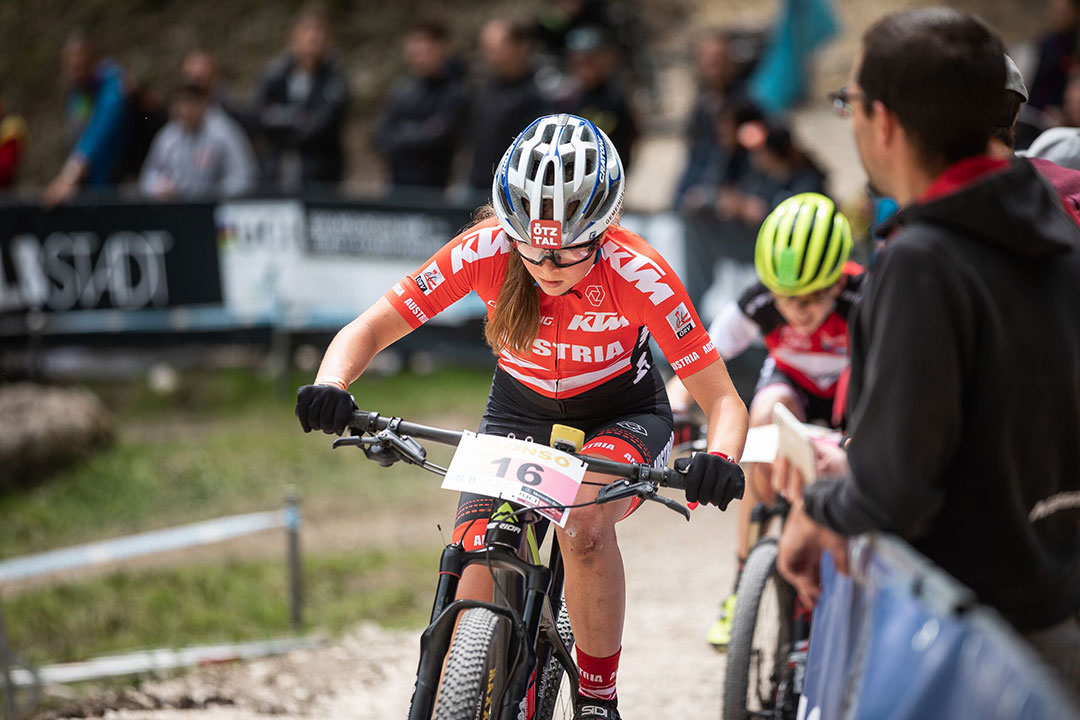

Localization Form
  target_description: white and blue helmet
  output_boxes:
[492,114,625,249]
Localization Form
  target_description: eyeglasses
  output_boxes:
[828,87,866,118]
[512,238,599,268]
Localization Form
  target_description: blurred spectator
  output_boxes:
[374,20,468,191]
[746,0,838,114]
[1059,67,1080,127]
[0,95,26,189]
[557,26,638,168]
[467,19,550,191]
[724,121,827,227]
[1028,0,1080,113]
[682,98,763,214]
[43,31,127,206]
[119,72,168,182]
[1025,126,1080,170]
[674,30,742,209]
[253,7,349,192]
[139,82,257,199]
[181,50,247,126]
[534,0,619,56]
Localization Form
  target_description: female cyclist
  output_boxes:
[295,114,748,720]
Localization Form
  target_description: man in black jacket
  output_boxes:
[374,21,467,192]
[467,19,549,192]
[776,7,1080,691]
[253,9,349,192]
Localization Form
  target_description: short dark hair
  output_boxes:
[858,8,1005,170]
[411,20,449,43]
[992,89,1024,149]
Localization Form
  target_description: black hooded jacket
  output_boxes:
[804,158,1080,632]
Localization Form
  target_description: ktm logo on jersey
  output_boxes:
[451,229,507,273]
[601,241,674,305]
[567,312,630,332]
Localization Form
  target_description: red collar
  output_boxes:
[919,156,1009,203]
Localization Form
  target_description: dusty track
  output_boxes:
[57,498,740,719]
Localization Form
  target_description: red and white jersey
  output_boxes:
[708,269,865,398]
[385,219,720,399]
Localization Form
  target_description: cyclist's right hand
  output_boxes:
[296,384,357,435]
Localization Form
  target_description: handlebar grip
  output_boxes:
[347,410,465,447]
[658,466,687,490]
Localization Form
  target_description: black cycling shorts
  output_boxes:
[451,368,674,552]
[754,356,837,427]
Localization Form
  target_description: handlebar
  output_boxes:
[345,410,688,491]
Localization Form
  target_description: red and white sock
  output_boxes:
[576,647,620,701]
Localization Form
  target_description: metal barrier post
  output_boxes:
[285,491,303,631]
[1,604,17,720]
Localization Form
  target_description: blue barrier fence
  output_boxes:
[800,535,1079,720]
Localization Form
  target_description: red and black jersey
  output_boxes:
[707,267,864,398]
[385,219,720,400]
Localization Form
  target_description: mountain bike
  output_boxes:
[722,497,811,720]
[334,409,692,720]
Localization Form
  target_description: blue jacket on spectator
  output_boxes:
[65,59,127,185]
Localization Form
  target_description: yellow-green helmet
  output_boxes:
[755,193,853,296]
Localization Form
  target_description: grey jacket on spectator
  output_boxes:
[139,106,257,198]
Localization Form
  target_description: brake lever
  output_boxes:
[332,429,428,466]
[646,493,691,521]
[596,479,692,521]
[596,479,655,504]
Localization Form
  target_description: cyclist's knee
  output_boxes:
[558,510,618,564]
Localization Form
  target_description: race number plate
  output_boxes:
[442,432,587,527]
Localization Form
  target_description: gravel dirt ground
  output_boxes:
[45,496,741,719]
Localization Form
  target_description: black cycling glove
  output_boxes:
[673,451,745,510]
[296,384,357,435]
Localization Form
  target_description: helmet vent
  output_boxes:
[527,150,542,180]
[543,163,555,186]
[542,124,557,143]
[585,149,596,176]
[564,160,575,182]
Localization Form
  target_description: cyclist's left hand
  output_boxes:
[674,452,745,509]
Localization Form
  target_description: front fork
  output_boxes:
[407,542,557,720]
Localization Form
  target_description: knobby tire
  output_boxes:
[722,540,795,720]
[433,608,513,720]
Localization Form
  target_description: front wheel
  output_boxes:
[722,539,795,720]
[434,607,513,720]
